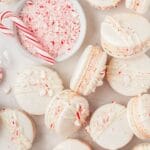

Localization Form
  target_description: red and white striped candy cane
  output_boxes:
[0,11,55,64]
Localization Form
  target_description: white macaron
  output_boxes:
[88,103,133,150]
[132,143,150,150]
[0,108,36,150]
[85,0,122,10]
[107,54,150,96]
[14,66,64,115]
[101,13,150,58]
[45,90,89,137]
[70,45,107,96]
[53,139,92,150]
[126,0,150,14]
[127,94,150,140]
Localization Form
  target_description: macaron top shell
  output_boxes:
[86,0,121,10]
[101,13,150,58]
[14,66,63,115]
[107,54,150,96]
[70,45,107,96]
[45,90,89,137]
[88,103,133,150]
[133,143,150,150]
[53,139,91,150]
[0,108,35,150]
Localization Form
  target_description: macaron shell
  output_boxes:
[107,55,150,96]
[101,13,150,58]
[70,45,107,96]
[89,103,133,150]
[86,0,121,10]
[126,0,150,14]
[44,94,65,130]
[127,95,150,139]
[45,90,89,137]
[14,66,63,115]
[70,45,93,92]
[53,139,91,150]
[0,108,36,150]
[132,143,150,150]
[45,90,76,130]
[55,95,89,137]
[127,97,144,139]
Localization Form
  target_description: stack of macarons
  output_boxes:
[0,0,150,149]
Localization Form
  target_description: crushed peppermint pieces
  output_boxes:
[19,0,81,58]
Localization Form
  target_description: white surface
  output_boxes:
[0,0,150,150]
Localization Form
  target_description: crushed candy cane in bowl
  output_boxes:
[0,0,86,64]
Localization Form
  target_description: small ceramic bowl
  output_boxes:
[15,0,87,64]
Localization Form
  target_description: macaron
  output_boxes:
[87,103,133,150]
[0,108,36,150]
[85,0,122,10]
[107,54,150,96]
[101,13,150,58]
[45,90,89,137]
[53,139,92,150]
[70,45,107,96]
[127,94,150,140]
[126,0,150,14]
[132,143,150,150]
[14,66,64,115]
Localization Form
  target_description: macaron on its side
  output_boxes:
[53,139,92,150]
[14,66,64,115]
[85,0,122,10]
[0,108,36,150]
[88,103,133,150]
[70,45,107,96]
[107,55,150,96]
[45,90,90,137]
[132,143,150,150]
[101,13,150,58]
[126,0,150,14]
[127,94,150,139]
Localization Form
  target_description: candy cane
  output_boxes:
[0,11,55,64]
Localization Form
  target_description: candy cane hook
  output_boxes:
[0,11,55,64]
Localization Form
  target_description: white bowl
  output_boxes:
[15,0,87,64]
